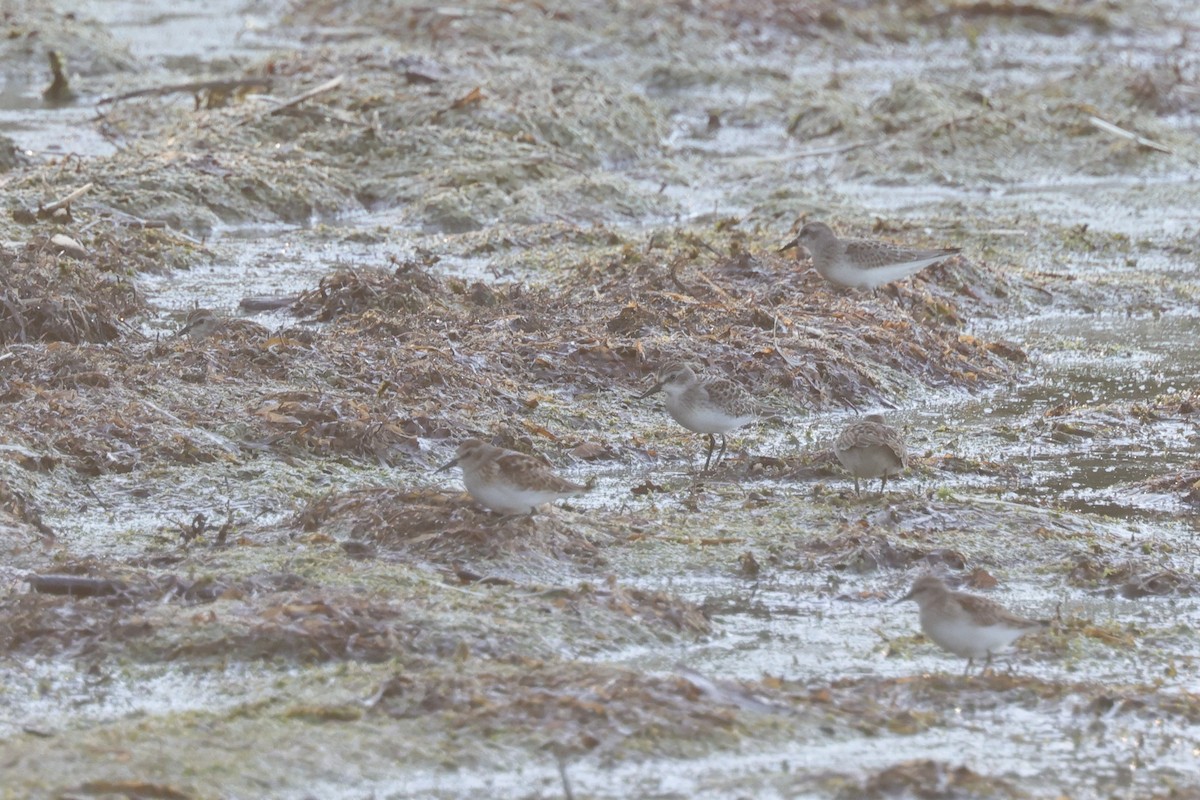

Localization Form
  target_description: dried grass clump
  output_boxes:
[1,343,241,474]
[554,243,1021,409]
[278,230,1024,454]
[367,661,745,754]
[166,594,419,663]
[805,531,965,573]
[292,257,446,322]
[0,240,141,345]
[293,487,606,564]
[0,592,153,658]
[0,479,56,540]
[849,759,1022,800]
[1139,467,1200,505]
[1067,552,1199,597]
[254,390,420,464]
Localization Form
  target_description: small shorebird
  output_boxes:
[173,308,268,340]
[436,438,589,515]
[834,414,906,495]
[780,221,959,290]
[896,574,1049,674]
[635,361,757,471]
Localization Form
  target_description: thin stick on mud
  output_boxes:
[96,78,272,106]
[39,182,92,216]
[1087,116,1172,154]
[756,139,881,163]
[263,75,346,118]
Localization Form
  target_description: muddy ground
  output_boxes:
[2,1,1199,798]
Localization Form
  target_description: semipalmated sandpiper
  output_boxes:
[436,438,589,515]
[897,574,1048,673]
[173,308,267,339]
[780,221,959,290]
[635,361,757,471]
[834,414,906,495]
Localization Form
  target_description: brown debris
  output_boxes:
[70,781,195,800]
[292,257,446,321]
[851,759,1022,800]
[1139,464,1200,505]
[0,221,1023,486]
[562,243,1019,410]
[1066,553,1199,597]
[0,240,134,345]
[27,574,128,597]
[0,480,56,541]
[367,661,741,755]
[1119,569,1198,599]
[292,487,612,565]
[1,570,311,659]
[805,530,966,573]
[254,390,420,464]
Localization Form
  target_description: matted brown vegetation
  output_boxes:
[1066,552,1200,597]
[366,661,749,756]
[288,233,1026,429]
[292,256,448,320]
[847,759,1023,800]
[293,486,609,566]
[2,557,711,666]
[5,0,1199,795]
[1,229,1023,479]
[0,568,312,657]
[1139,467,1200,505]
[800,530,968,574]
[0,238,141,345]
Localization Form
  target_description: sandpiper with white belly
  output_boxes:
[780,221,959,290]
[834,414,907,495]
[896,575,1049,674]
[436,438,589,515]
[635,361,758,471]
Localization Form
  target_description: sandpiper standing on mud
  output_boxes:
[634,361,758,472]
[780,221,959,290]
[834,414,907,495]
[436,438,589,515]
[896,574,1049,674]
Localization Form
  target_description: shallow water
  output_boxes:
[78,0,288,63]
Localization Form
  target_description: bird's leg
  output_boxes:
[853,477,861,497]
[715,433,728,466]
[963,658,974,676]
[703,434,716,472]
[880,474,888,494]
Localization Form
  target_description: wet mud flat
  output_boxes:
[2,1,1200,798]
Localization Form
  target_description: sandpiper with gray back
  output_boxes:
[635,361,758,472]
[896,574,1049,674]
[780,221,959,290]
[834,414,907,495]
[173,308,268,340]
[436,438,589,515]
